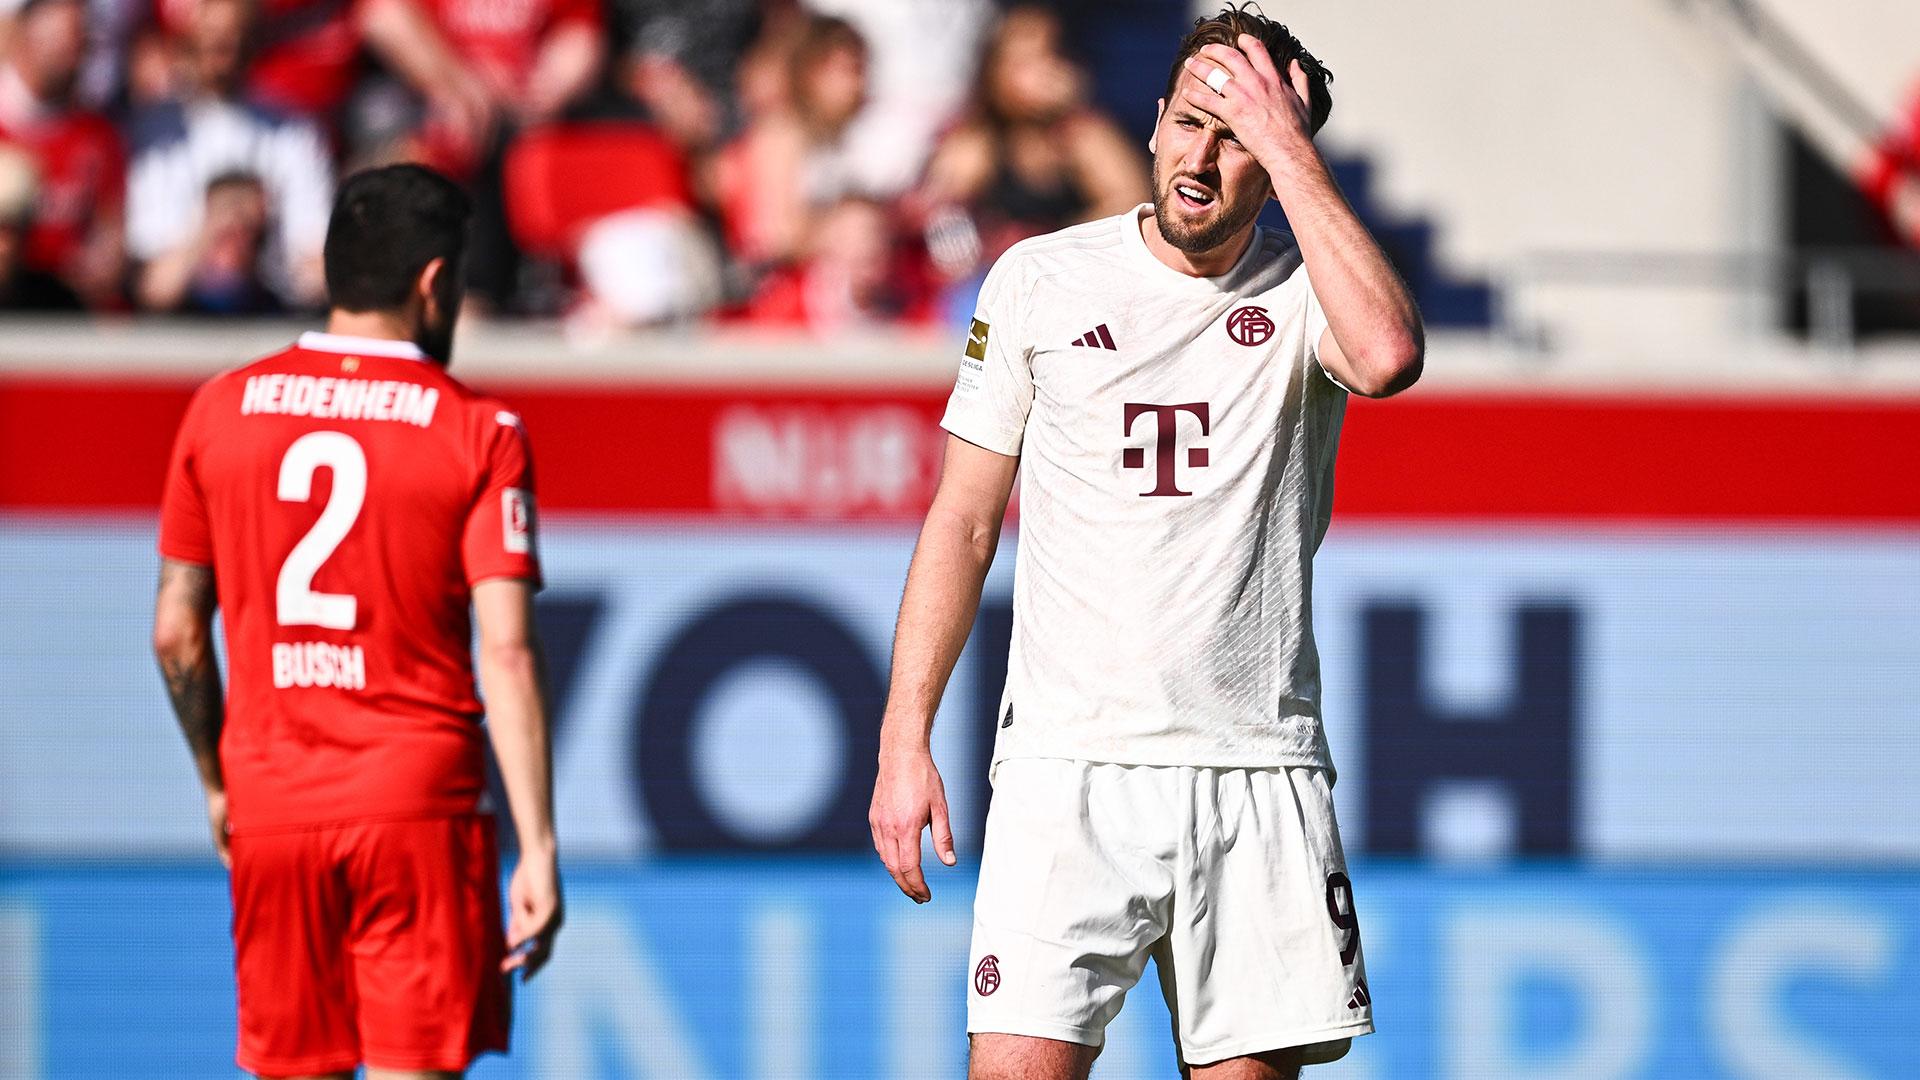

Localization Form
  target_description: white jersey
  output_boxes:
[942,205,1348,771]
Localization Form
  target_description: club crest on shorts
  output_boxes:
[1226,304,1274,346]
[974,954,1002,996]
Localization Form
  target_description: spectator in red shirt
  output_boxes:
[146,0,492,155]
[728,195,936,333]
[410,0,603,309]
[0,0,125,307]
[0,142,85,309]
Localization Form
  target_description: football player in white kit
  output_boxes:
[870,7,1423,1078]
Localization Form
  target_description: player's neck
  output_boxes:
[1139,213,1254,279]
[325,309,418,346]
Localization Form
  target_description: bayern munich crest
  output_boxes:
[1226,304,1275,346]
[974,955,1002,996]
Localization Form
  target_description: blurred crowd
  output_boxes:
[0,0,1150,332]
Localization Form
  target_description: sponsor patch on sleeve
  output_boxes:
[964,317,991,361]
[502,488,534,555]
[954,317,990,397]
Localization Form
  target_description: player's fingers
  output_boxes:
[880,814,931,901]
[1177,86,1227,126]
[521,930,558,980]
[872,823,909,887]
[931,794,957,867]
[1236,32,1282,82]
[1289,58,1312,106]
[899,858,931,904]
[1193,43,1258,87]
[1181,56,1236,102]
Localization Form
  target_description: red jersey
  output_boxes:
[0,108,125,278]
[158,332,541,832]
[154,0,362,117]
[430,0,599,95]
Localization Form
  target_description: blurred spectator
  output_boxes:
[406,0,605,310]
[0,141,85,308]
[422,0,601,133]
[807,0,989,199]
[731,195,934,332]
[126,0,332,310]
[917,5,1146,277]
[614,0,765,153]
[0,0,126,306]
[145,0,490,158]
[136,170,283,312]
[715,12,867,268]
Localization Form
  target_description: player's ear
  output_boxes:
[1149,97,1165,155]
[416,256,447,309]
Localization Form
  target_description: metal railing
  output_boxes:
[1495,247,1920,356]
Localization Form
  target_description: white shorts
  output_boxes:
[966,759,1373,1067]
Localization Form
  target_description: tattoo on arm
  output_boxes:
[156,560,225,790]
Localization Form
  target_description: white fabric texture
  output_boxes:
[966,759,1372,1063]
[942,205,1345,771]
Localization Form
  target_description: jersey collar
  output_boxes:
[296,331,430,362]
[1122,203,1265,289]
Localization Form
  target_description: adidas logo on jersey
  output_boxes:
[1071,324,1117,350]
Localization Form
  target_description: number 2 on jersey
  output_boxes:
[276,431,366,629]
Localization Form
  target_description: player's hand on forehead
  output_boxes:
[1178,33,1315,151]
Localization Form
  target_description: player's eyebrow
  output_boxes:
[1172,107,1234,140]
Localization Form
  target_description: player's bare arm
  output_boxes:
[474,577,564,978]
[1180,35,1424,397]
[152,557,230,867]
[871,436,1019,903]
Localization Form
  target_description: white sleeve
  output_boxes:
[939,251,1033,456]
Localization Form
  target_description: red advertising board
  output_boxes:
[5,377,1919,522]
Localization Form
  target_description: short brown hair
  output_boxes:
[1165,4,1333,135]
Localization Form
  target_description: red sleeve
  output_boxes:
[157,388,214,566]
[462,408,542,588]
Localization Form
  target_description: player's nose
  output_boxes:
[1182,131,1221,171]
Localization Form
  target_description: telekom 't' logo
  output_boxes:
[1122,402,1211,497]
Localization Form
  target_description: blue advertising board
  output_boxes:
[4,860,1916,1079]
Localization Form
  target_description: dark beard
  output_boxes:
[415,276,462,365]
[416,307,457,365]
[1150,158,1262,256]
[1152,187,1260,255]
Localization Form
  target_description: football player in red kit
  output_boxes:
[152,163,561,1079]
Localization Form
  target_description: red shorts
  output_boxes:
[229,814,510,1076]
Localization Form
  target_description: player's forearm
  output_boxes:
[479,642,558,856]
[1263,135,1424,397]
[153,561,225,792]
[880,507,1001,754]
